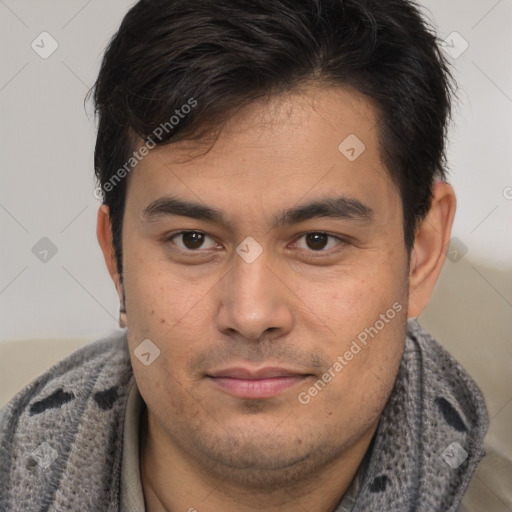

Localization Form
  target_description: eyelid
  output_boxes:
[166,231,220,252]
[290,232,347,253]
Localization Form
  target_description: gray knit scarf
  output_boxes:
[0,319,488,511]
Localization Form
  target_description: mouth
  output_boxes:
[206,367,312,399]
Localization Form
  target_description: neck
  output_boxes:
[140,406,377,512]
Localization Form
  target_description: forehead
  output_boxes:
[125,85,397,224]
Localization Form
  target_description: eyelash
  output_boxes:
[165,231,346,255]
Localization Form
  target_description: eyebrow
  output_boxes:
[142,195,373,228]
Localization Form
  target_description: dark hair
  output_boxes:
[91,0,454,278]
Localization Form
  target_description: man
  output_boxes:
[0,0,488,511]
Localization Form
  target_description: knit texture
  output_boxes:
[0,320,488,511]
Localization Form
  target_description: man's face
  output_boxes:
[121,85,409,484]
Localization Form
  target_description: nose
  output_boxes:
[216,248,294,342]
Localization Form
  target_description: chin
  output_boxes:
[186,425,347,489]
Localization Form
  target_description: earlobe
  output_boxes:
[407,182,457,318]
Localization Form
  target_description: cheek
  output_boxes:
[305,266,406,341]
[134,361,191,428]
[123,246,214,335]
[300,257,408,399]
[122,259,214,393]
[312,305,407,433]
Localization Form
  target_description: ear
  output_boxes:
[96,205,124,306]
[408,182,456,318]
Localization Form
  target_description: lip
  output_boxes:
[207,366,310,399]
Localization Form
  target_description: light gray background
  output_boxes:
[0,0,511,509]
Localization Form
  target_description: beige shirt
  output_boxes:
[120,380,146,512]
[119,380,365,512]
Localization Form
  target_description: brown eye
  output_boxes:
[182,232,205,249]
[305,233,329,250]
[292,232,343,252]
[170,231,218,251]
